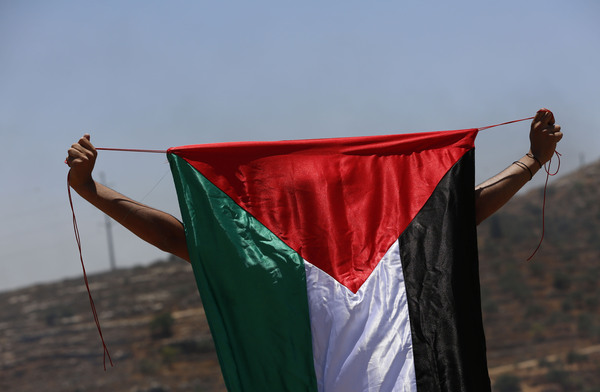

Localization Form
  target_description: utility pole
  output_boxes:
[99,172,117,271]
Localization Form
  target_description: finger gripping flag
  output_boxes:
[167,128,490,392]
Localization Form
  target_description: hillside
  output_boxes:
[1,159,599,392]
[0,259,226,392]
[478,159,600,391]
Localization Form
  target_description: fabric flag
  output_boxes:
[167,128,490,392]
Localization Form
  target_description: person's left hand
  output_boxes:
[529,108,563,165]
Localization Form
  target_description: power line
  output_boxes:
[99,172,117,271]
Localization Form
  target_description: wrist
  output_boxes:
[526,152,543,169]
[69,174,96,196]
[517,154,541,179]
[528,146,554,166]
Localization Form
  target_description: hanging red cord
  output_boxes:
[67,172,114,371]
[64,147,165,369]
[477,114,561,260]
[526,150,561,261]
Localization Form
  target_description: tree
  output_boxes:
[150,312,175,339]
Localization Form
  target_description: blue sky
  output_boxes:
[1,0,599,291]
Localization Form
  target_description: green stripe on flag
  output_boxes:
[168,153,318,392]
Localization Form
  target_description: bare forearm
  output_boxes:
[73,179,190,261]
[475,154,541,225]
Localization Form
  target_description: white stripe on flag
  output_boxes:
[304,240,417,392]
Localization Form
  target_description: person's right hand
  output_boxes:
[66,134,97,189]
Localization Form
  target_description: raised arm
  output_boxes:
[66,135,190,261]
[474,109,563,225]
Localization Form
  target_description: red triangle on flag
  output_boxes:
[169,129,477,293]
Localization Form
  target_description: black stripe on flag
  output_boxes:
[399,149,491,391]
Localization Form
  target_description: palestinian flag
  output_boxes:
[167,128,490,392]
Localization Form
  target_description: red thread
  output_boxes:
[67,173,114,371]
[96,147,167,153]
[477,116,535,131]
[527,151,561,261]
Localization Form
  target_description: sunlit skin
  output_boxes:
[66,109,562,262]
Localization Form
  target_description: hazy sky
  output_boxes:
[1,0,599,291]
